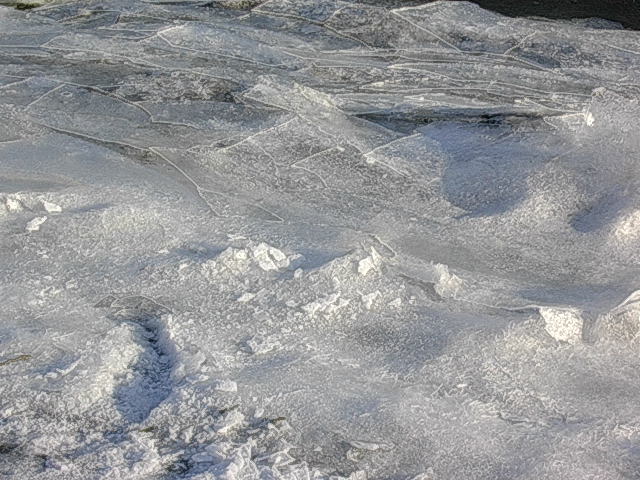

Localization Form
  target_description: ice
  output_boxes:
[539,307,584,344]
[25,215,47,231]
[357,247,382,276]
[2,0,640,478]
[213,379,238,393]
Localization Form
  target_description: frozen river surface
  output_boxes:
[1,1,640,478]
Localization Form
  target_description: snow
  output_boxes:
[1,0,640,479]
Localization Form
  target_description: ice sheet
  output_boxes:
[1,1,640,478]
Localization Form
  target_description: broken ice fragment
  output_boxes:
[388,297,402,308]
[433,264,463,299]
[539,307,583,344]
[6,197,23,213]
[244,335,277,355]
[236,292,255,303]
[348,439,393,451]
[213,379,238,392]
[348,471,368,480]
[357,247,382,276]
[215,410,244,434]
[301,292,347,316]
[584,111,595,127]
[42,200,62,213]
[361,290,380,310]
[358,257,376,276]
[25,216,47,232]
[252,243,290,271]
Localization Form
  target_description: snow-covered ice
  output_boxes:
[1,0,640,478]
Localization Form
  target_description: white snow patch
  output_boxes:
[540,307,584,344]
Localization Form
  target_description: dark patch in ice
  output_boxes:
[200,0,264,11]
[356,111,548,134]
[398,273,442,302]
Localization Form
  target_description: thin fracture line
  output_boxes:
[215,117,297,152]
[604,43,640,56]
[24,84,65,109]
[390,10,461,52]
[150,147,222,217]
[289,146,337,166]
[364,133,420,156]
[0,76,34,90]
[291,164,328,188]
[156,28,287,68]
[503,32,537,57]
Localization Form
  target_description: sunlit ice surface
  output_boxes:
[1,1,640,478]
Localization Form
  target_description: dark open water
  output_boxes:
[365,0,640,29]
[468,0,640,30]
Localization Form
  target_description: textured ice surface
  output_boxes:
[1,1,640,478]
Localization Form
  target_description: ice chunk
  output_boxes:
[301,292,348,315]
[251,242,290,271]
[6,196,24,213]
[213,379,238,392]
[361,290,380,310]
[357,247,382,276]
[42,200,62,213]
[214,410,244,434]
[348,439,393,451]
[594,291,640,342]
[433,264,462,299]
[236,292,256,303]
[25,216,47,232]
[388,297,402,308]
[540,307,583,344]
[243,335,278,355]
